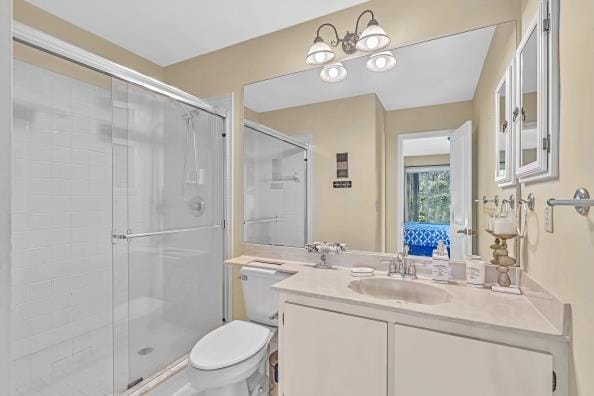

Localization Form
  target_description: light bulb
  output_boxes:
[375,56,387,68]
[320,62,347,83]
[366,51,396,72]
[314,52,326,63]
[366,36,379,50]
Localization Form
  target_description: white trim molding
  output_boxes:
[0,0,11,391]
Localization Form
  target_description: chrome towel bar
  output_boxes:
[547,187,594,215]
[113,224,221,240]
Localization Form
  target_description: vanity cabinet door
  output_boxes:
[281,303,388,396]
[393,325,553,396]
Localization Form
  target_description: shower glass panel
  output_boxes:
[112,79,225,391]
[244,126,307,247]
[11,43,114,395]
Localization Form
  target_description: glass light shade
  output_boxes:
[320,62,347,83]
[306,40,336,65]
[366,51,396,72]
[356,24,390,52]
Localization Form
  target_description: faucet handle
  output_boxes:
[408,261,417,279]
[403,244,410,257]
[305,243,317,253]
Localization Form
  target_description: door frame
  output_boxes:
[1,0,11,391]
[395,129,454,258]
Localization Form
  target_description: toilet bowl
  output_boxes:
[186,267,290,396]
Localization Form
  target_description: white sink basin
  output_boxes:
[349,277,452,305]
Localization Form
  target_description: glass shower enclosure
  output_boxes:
[243,122,308,248]
[10,24,227,395]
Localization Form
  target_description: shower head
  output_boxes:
[181,107,200,120]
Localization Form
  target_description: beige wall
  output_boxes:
[259,94,383,251]
[472,1,594,394]
[517,1,594,394]
[473,22,518,257]
[244,106,261,123]
[374,96,386,252]
[385,101,474,252]
[13,0,163,80]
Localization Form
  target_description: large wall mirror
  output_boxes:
[243,22,520,258]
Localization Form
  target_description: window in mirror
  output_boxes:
[515,0,559,182]
[494,65,514,186]
[404,166,451,257]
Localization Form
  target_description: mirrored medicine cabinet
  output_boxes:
[494,0,559,187]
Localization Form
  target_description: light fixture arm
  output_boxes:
[354,9,376,35]
[315,23,342,47]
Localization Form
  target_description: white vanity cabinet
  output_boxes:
[278,300,559,396]
[393,325,553,396]
[279,303,388,396]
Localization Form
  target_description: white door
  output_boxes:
[280,303,388,396]
[394,325,553,396]
[449,120,473,260]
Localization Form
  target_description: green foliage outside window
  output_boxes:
[405,167,450,224]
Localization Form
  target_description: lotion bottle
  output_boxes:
[431,240,450,283]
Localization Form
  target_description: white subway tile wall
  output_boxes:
[11,60,114,395]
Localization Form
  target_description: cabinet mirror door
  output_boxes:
[515,0,559,182]
[495,65,514,186]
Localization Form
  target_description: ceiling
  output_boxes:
[245,25,496,112]
[25,0,369,66]
[402,136,451,157]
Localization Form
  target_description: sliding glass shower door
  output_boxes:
[112,79,225,391]
[244,124,308,248]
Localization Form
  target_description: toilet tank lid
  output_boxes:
[240,266,291,280]
[189,320,271,370]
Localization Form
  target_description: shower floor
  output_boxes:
[13,298,197,396]
[14,349,114,396]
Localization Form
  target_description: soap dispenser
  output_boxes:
[431,240,450,283]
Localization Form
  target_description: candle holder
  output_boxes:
[486,230,518,287]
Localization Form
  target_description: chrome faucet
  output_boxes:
[386,255,400,277]
[305,242,347,269]
[389,245,416,279]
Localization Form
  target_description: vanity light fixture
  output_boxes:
[305,37,336,65]
[320,62,347,83]
[306,10,392,81]
[366,51,396,72]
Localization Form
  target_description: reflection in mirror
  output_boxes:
[496,79,507,176]
[243,123,308,247]
[243,22,516,256]
[519,28,538,168]
[494,64,514,186]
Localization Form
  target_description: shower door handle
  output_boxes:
[112,224,221,240]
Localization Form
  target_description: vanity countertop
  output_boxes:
[226,255,567,341]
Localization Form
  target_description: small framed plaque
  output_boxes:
[333,180,352,188]
[336,152,349,178]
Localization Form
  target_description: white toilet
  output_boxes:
[185,267,289,396]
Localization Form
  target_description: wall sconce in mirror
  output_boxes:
[306,10,392,81]
[366,51,396,72]
[320,62,348,83]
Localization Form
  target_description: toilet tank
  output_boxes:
[240,267,291,326]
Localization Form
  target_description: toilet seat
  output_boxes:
[190,320,272,370]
